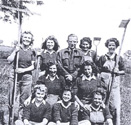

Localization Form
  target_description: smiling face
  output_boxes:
[92,93,102,107]
[49,64,57,77]
[84,65,93,77]
[62,90,72,103]
[46,39,55,51]
[81,41,90,51]
[22,33,32,46]
[107,41,116,54]
[35,89,46,102]
[67,36,78,50]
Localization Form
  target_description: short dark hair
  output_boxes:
[60,88,74,102]
[80,60,98,76]
[45,61,58,75]
[105,38,119,48]
[92,88,105,100]
[79,37,92,49]
[20,31,34,45]
[42,36,59,51]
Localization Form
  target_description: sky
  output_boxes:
[0,0,131,56]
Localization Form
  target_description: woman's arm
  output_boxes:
[15,61,35,73]
[7,47,19,62]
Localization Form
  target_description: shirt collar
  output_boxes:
[44,49,55,54]
[105,53,116,60]
[65,48,78,52]
[83,49,91,56]
[57,100,72,109]
[46,74,59,80]
[31,98,46,105]
[89,102,105,111]
[82,74,96,81]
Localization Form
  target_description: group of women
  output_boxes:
[7,31,125,125]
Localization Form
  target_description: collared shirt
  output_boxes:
[53,100,78,125]
[82,104,112,124]
[40,49,57,71]
[98,53,125,72]
[76,77,101,103]
[38,75,65,96]
[57,48,84,78]
[81,74,96,81]
[82,49,98,64]
[44,49,55,55]
[46,74,59,81]
[23,99,51,122]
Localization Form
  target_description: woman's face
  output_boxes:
[92,94,102,107]
[22,33,32,46]
[46,39,55,50]
[107,41,116,54]
[35,89,45,102]
[49,64,57,77]
[84,65,93,77]
[81,41,90,51]
[62,90,72,103]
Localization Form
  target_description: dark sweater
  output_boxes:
[23,100,51,122]
[53,101,78,125]
[38,75,66,96]
[76,76,101,104]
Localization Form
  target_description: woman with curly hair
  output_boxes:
[37,35,60,77]
[79,37,98,65]
[75,60,106,121]
[98,38,125,125]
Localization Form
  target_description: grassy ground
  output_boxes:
[120,59,131,125]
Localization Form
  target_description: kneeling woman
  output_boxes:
[81,90,113,125]
[49,89,90,125]
[15,84,51,125]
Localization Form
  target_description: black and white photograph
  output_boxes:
[0,0,131,125]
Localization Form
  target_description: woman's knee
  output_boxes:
[79,120,91,125]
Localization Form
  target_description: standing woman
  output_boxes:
[38,36,59,77]
[79,37,98,65]
[7,31,36,115]
[98,38,125,125]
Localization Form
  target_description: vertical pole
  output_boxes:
[11,0,22,124]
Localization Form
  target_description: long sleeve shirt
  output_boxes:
[53,100,78,125]
[39,50,57,71]
[76,76,101,104]
[38,75,66,96]
[57,48,84,80]
[23,100,51,122]
[82,104,112,124]
[98,53,124,73]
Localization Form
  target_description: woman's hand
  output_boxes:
[15,45,20,53]
[39,71,46,77]
[106,118,113,125]
[24,96,31,106]
[65,74,73,82]
[37,49,43,56]
[112,67,120,75]
[24,119,31,125]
